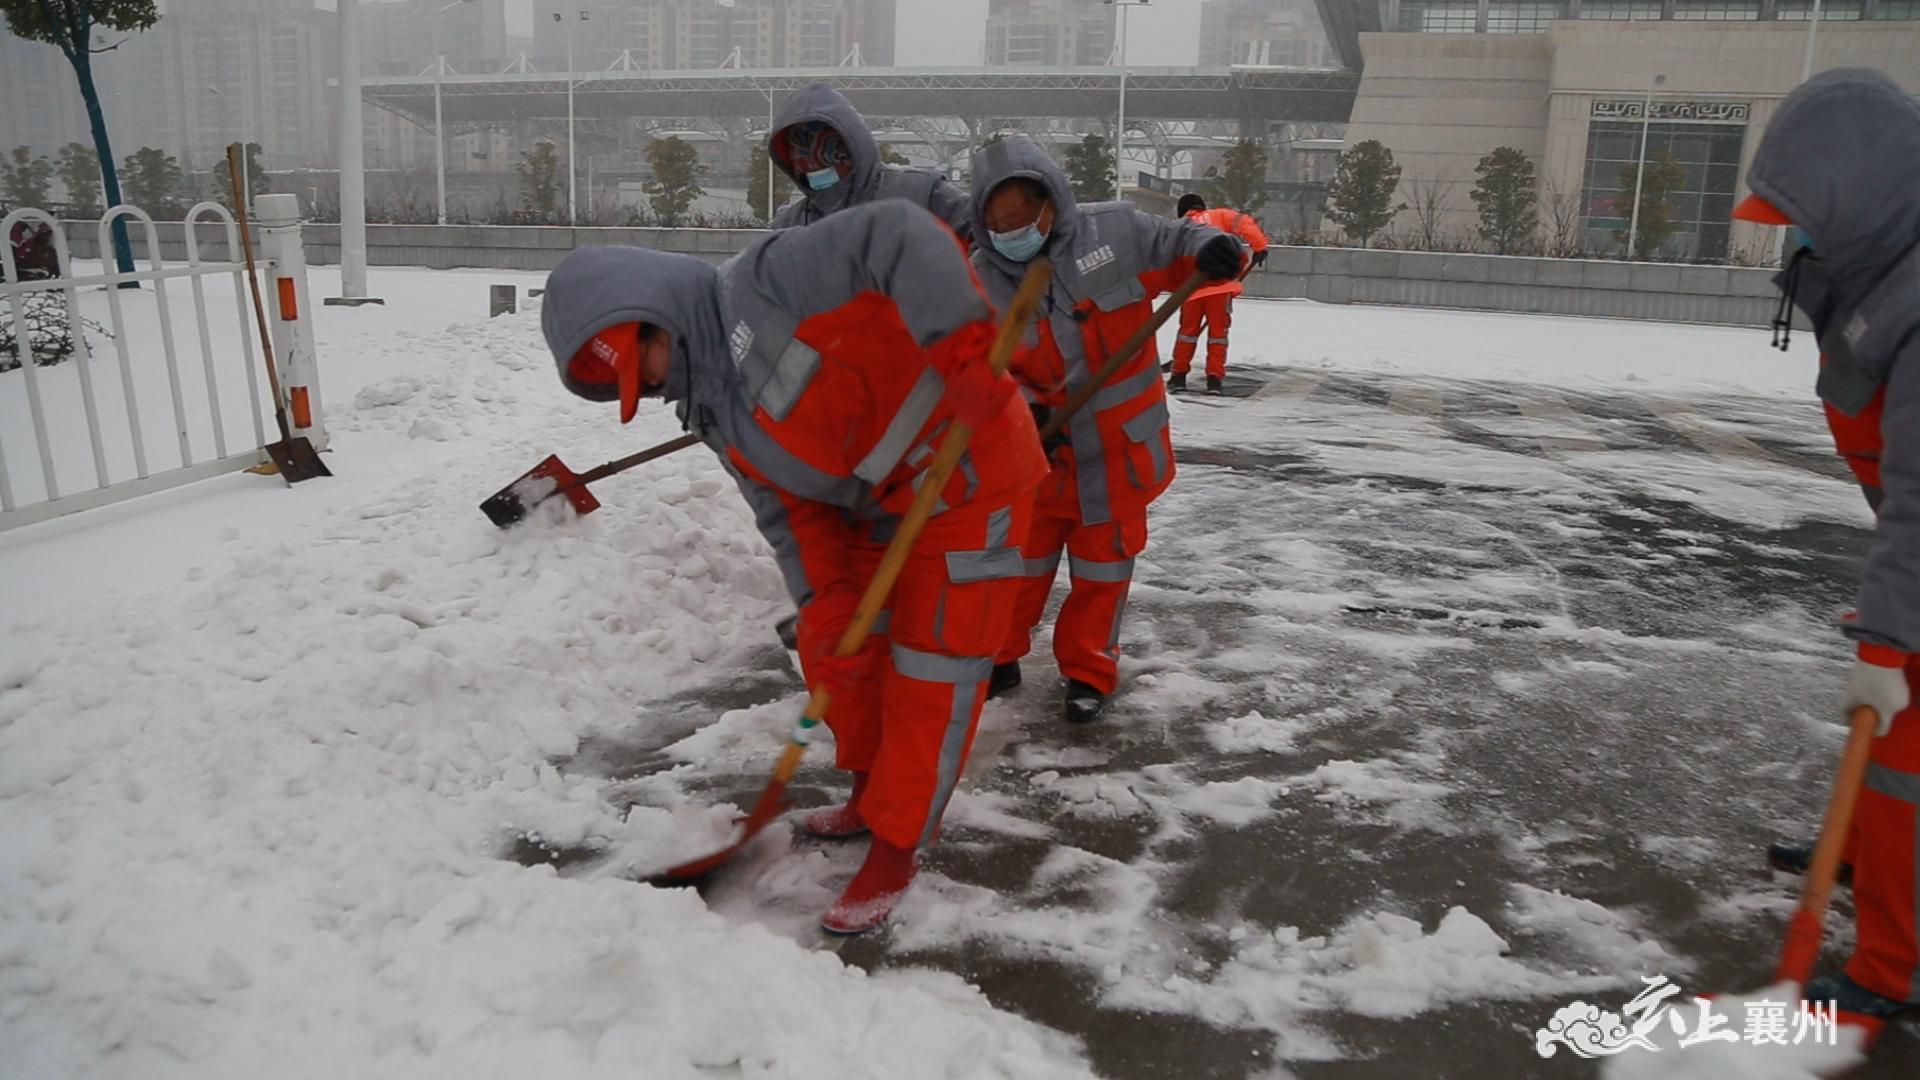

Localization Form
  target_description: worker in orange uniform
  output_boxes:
[967,135,1244,724]
[539,201,1045,934]
[767,82,972,242]
[1167,193,1269,396]
[1735,68,1920,1043]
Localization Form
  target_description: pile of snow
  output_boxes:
[1098,903,1648,1056]
[0,283,1089,1078]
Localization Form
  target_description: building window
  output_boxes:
[1775,0,1865,17]
[1671,0,1762,18]
[1581,0,1665,17]
[1872,0,1920,16]
[1399,0,1482,31]
[1487,1,1564,31]
[1581,119,1747,260]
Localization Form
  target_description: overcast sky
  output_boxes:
[896,0,1205,67]
[488,1,1206,67]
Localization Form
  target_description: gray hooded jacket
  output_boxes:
[967,134,1220,525]
[768,83,972,242]
[1746,68,1920,653]
[541,202,992,607]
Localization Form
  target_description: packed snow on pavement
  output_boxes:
[2,266,1911,1078]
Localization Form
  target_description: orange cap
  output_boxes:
[569,323,644,424]
[1732,193,1793,226]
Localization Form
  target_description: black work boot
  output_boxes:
[1063,679,1106,723]
[986,661,1022,701]
[1767,838,1854,886]
[1804,973,1920,1022]
[1206,375,1224,395]
[1166,371,1187,393]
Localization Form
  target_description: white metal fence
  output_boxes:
[0,196,326,533]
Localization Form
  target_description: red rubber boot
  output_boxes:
[820,835,919,935]
[801,772,869,840]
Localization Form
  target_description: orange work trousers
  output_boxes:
[1846,659,1920,1004]
[1170,293,1233,381]
[797,496,1033,850]
[994,504,1147,695]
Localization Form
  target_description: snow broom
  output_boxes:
[1600,707,1881,1080]
[651,257,1055,885]
[228,144,330,484]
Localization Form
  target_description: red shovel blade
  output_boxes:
[648,781,795,886]
[480,454,602,528]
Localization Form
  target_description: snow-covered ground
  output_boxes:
[2,268,1911,1078]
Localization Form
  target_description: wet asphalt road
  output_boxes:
[517,364,1918,1079]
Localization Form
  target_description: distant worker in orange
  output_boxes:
[1167,193,1269,396]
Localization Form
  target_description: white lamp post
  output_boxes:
[1625,72,1666,262]
[762,86,778,225]
[331,0,380,304]
[431,0,476,227]
[553,8,589,225]
[1106,0,1150,201]
[1800,0,1824,82]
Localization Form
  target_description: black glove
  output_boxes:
[1250,249,1268,269]
[1030,402,1071,459]
[1195,234,1244,281]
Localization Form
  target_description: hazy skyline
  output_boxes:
[486,0,1209,67]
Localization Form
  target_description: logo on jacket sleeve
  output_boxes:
[729,320,755,365]
[1076,245,1116,276]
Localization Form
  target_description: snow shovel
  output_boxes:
[1036,269,1205,444]
[228,144,330,485]
[1773,706,1880,990]
[1599,706,1884,1080]
[481,432,702,528]
[652,258,1055,885]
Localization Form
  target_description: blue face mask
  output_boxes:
[990,223,1047,262]
[805,167,841,191]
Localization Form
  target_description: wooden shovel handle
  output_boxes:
[826,258,1052,664]
[572,432,703,488]
[762,258,1053,790]
[1037,270,1206,442]
[227,143,289,430]
[1776,705,1881,985]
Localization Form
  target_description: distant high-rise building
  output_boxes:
[529,2,872,73]
[985,0,1115,67]
[0,0,337,180]
[0,36,97,173]
[1199,0,1331,68]
[362,0,512,77]
[123,0,337,172]
[780,0,848,68]
[846,0,897,66]
[533,2,670,73]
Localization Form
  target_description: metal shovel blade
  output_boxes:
[265,435,331,484]
[480,454,602,528]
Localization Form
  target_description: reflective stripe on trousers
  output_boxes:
[798,494,1034,851]
[892,643,993,847]
[995,507,1148,695]
[1846,704,1920,1005]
